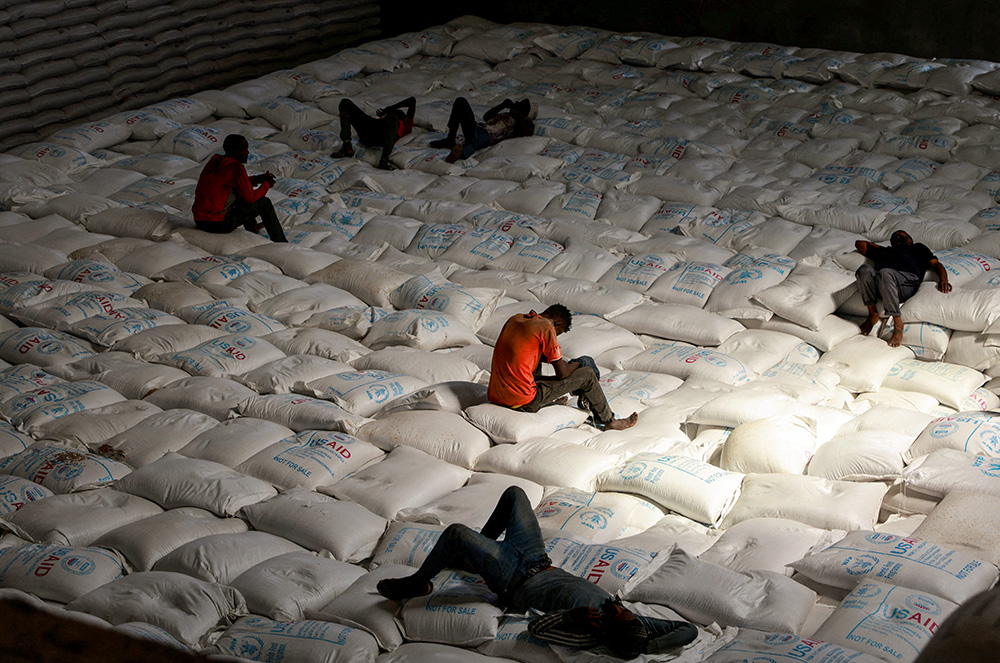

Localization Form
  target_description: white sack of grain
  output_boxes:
[364,309,482,351]
[622,546,816,632]
[33,399,161,448]
[234,393,369,435]
[902,448,1000,498]
[608,302,746,346]
[93,506,249,571]
[722,473,887,531]
[0,543,127,603]
[143,377,255,419]
[790,530,999,605]
[816,335,915,392]
[882,358,987,409]
[356,410,491,469]
[812,580,956,663]
[464,403,591,444]
[699,517,840,576]
[0,473,51,513]
[0,488,162,546]
[396,473,544,528]
[1,380,125,431]
[534,487,663,544]
[807,430,913,481]
[305,258,412,307]
[264,327,370,363]
[65,571,246,650]
[596,453,744,526]
[621,342,754,385]
[705,630,884,663]
[155,334,285,378]
[0,327,95,367]
[298,369,428,418]
[0,445,131,493]
[719,415,818,475]
[240,488,387,563]
[152,530,305,584]
[102,408,219,468]
[236,430,385,491]
[237,355,352,394]
[325,446,471,520]
[229,551,366,622]
[907,411,1000,461]
[116,453,277,516]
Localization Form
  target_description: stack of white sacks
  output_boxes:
[2,14,1000,663]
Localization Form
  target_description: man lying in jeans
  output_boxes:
[377,486,697,658]
[487,304,637,431]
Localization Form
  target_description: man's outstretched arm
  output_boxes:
[930,257,952,293]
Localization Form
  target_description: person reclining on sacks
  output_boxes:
[377,486,698,659]
[331,96,415,170]
[192,134,287,242]
[430,97,534,164]
[855,229,950,348]
[487,304,637,431]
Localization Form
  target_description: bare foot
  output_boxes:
[888,326,904,347]
[444,144,463,164]
[554,395,570,406]
[859,312,879,336]
[605,412,638,431]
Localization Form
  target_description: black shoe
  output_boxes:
[376,577,433,601]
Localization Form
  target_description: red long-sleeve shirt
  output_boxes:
[192,154,270,223]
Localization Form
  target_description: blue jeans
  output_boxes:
[406,487,696,650]
[406,486,551,601]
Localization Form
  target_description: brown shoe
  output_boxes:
[444,144,464,164]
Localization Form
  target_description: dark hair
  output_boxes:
[512,99,531,118]
[542,304,572,332]
[223,134,247,155]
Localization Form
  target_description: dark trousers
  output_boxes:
[520,360,615,426]
[194,196,287,242]
[338,99,397,166]
[856,264,920,317]
[404,486,550,600]
[445,97,491,159]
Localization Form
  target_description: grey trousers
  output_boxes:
[519,365,615,426]
[856,264,921,317]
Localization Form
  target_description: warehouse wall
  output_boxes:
[1,0,380,150]
[379,0,1000,63]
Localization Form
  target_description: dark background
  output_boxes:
[379,0,1000,61]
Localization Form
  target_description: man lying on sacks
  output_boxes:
[192,134,287,242]
[855,229,950,347]
[487,304,638,431]
[431,97,535,163]
[378,486,698,658]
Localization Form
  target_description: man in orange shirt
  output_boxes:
[192,134,286,242]
[488,304,637,431]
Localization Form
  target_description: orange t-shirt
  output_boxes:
[488,311,563,408]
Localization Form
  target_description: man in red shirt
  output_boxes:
[192,134,287,242]
[331,96,415,170]
[488,304,637,431]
